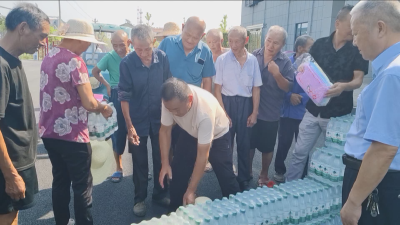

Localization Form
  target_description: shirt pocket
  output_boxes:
[241,72,253,87]
[187,62,204,83]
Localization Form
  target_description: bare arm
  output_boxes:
[202,77,212,93]
[92,66,111,89]
[346,141,397,206]
[76,83,108,113]
[326,71,364,98]
[120,101,132,128]
[159,124,173,188]
[214,84,227,113]
[251,86,260,115]
[187,143,211,193]
[0,129,17,181]
[272,72,291,92]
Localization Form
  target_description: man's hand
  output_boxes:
[101,105,113,118]
[247,113,257,127]
[268,61,280,76]
[183,189,196,206]
[159,165,172,189]
[127,126,140,145]
[341,199,362,225]
[297,63,305,73]
[5,174,26,201]
[106,85,111,97]
[325,82,346,98]
[290,93,302,106]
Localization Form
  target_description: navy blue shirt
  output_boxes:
[118,49,172,136]
[281,54,310,120]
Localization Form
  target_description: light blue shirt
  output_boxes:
[345,42,400,170]
[214,50,262,97]
[158,35,215,87]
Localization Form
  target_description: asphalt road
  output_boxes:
[18,60,371,225]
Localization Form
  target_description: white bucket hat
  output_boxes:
[54,19,105,45]
[90,139,114,185]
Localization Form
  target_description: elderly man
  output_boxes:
[286,5,369,182]
[118,25,171,217]
[273,35,313,183]
[159,78,240,212]
[206,29,229,63]
[249,26,295,187]
[214,26,262,191]
[340,2,400,225]
[0,4,49,225]
[92,30,131,183]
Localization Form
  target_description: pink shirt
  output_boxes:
[39,47,90,143]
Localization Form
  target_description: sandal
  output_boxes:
[111,171,123,183]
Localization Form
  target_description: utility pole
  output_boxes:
[58,0,61,28]
[93,18,98,23]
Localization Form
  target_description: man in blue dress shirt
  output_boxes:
[118,25,172,217]
[341,2,400,224]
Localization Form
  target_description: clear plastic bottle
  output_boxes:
[326,118,336,143]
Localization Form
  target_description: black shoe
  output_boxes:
[239,181,251,192]
[153,197,170,207]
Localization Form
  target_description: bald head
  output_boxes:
[111,30,130,58]
[111,30,129,42]
[351,0,400,33]
[184,16,206,34]
[207,28,223,40]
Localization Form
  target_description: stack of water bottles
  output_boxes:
[134,177,342,225]
[308,114,354,185]
[87,102,118,141]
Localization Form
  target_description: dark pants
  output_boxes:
[43,138,93,225]
[342,166,400,225]
[168,130,240,212]
[274,117,302,175]
[110,87,127,154]
[129,127,168,204]
[222,95,252,183]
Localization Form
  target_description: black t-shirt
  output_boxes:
[0,47,37,171]
[306,32,369,119]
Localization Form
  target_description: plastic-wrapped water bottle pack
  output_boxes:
[87,102,118,141]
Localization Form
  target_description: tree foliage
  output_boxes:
[219,15,228,33]
[145,12,154,26]
[0,14,6,32]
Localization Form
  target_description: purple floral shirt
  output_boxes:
[39,47,90,143]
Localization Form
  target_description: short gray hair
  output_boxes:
[6,2,49,31]
[294,35,313,52]
[206,29,223,39]
[228,26,247,40]
[351,1,400,33]
[131,24,154,42]
[161,77,191,102]
[267,25,288,45]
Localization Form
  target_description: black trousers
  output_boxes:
[168,130,240,212]
[43,138,93,225]
[342,166,400,225]
[129,127,168,204]
[222,95,253,183]
[274,117,302,175]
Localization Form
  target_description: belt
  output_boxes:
[342,154,400,173]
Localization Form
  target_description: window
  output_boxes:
[295,22,308,42]
[245,0,263,7]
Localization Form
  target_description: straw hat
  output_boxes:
[90,139,114,185]
[54,19,105,45]
[155,22,181,37]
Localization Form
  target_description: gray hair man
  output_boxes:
[214,26,262,191]
[118,24,172,217]
[159,77,240,211]
[0,3,49,224]
[206,28,229,63]
[273,35,314,183]
[341,1,400,225]
[249,25,295,187]
[286,5,369,182]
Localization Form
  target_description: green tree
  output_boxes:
[48,25,62,43]
[219,15,228,33]
[0,14,6,32]
[145,12,154,26]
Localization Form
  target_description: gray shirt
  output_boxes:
[252,48,295,122]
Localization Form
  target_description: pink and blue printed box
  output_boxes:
[296,61,333,106]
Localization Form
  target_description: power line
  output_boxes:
[0,6,12,10]
[65,1,91,20]
[72,1,93,20]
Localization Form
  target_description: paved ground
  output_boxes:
[18,60,371,225]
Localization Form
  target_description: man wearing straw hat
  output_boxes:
[0,3,50,225]
[39,19,112,225]
[155,22,181,42]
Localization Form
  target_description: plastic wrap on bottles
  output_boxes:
[296,54,333,106]
[88,102,118,141]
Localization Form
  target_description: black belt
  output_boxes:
[343,154,400,173]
